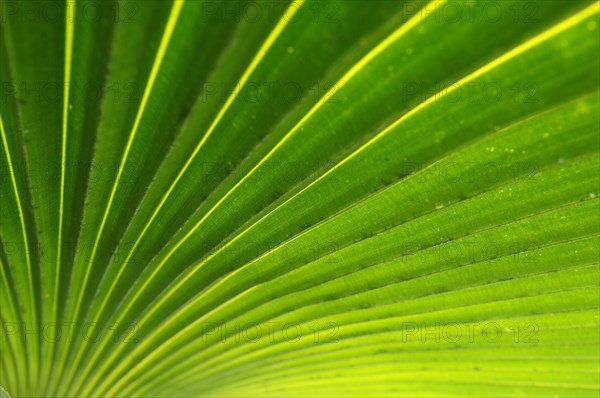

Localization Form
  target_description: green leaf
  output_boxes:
[1,0,598,396]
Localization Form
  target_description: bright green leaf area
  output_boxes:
[0,0,599,396]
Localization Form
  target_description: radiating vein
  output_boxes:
[0,116,34,324]
[41,5,76,395]
[56,0,185,394]
[96,6,600,388]
[76,5,600,393]
[85,0,305,361]
[95,196,600,396]
[150,0,598,313]
[69,1,438,393]
[115,271,600,396]
[69,0,185,323]
[54,0,75,329]
[0,115,38,394]
[139,0,599,332]
[155,92,598,336]
[135,0,443,305]
[163,309,599,396]
[0,257,25,394]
